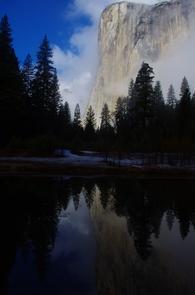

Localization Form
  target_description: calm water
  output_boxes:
[0,176,195,295]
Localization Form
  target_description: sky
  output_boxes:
[0,0,166,112]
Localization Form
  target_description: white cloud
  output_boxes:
[53,0,167,114]
[53,24,98,114]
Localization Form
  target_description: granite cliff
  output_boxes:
[89,0,195,124]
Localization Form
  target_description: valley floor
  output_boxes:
[0,149,195,177]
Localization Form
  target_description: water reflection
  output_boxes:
[0,177,195,294]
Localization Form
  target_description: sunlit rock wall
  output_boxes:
[89,0,195,124]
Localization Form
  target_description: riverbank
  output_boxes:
[0,149,195,177]
[0,159,194,177]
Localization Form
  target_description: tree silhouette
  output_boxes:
[178,77,191,140]
[84,106,96,144]
[0,15,26,145]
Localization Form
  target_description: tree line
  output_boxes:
[0,15,82,150]
[97,63,195,153]
[0,15,195,153]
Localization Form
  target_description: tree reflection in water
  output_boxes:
[0,177,195,295]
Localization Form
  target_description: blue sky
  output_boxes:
[0,0,160,111]
[0,0,91,62]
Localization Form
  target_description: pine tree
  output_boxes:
[100,103,112,132]
[58,103,66,138]
[64,101,71,126]
[100,103,114,155]
[22,54,34,97]
[151,81,165,146]
[57,101,72,141]
[114,97,126,135]
[133,62,154,130]
[73,104,82,130]
[127,79,135,125]
[128,79,134,99]
[180,77,191,99]
[178,77,191,139]
[167,84,176,109]
[84,106,96,143]
[165,85,177,145]
[0,15,25,144]
[32,35,54,110]
[153,81,164,124]
[72,104,83,143]
[50,69,61,115]
[32,35,59,134]
[191,92,195,138]
[153,81,164,105]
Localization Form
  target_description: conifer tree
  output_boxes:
[0,15,25,144]
[153,81,164,105]
[73,104,82,130]
[151,81,165,148]
[164,85,177,144]
[84,106,96,143]
[178,77,191,138]
[167,84,176,109]
[191,91,195,140]
[50,69,61,115]
[127,79,135,124]
[133,62,154,130]
[100,103,114,153]
[114,98,127,133]
[22,54,34,97]
[32,36,54,111]
[100,103,112,132]
[153,80,164,121]
[32,36,60,134]
[57,101,72,141]
[64,101,71,128]
[72,103,83,143]
[128,79,134,99]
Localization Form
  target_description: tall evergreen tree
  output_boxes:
[50,69,61,115]
[114,97,127,135]
[151,81,165,146]
[178,77,191,139]
[100,103,112,132]
[167,84,176,109]
[72,104,83,143]
[127,79,135,124]
[153,81,164,105]
[164,85,177,145]
[191,91,195,141]
[153,81,164,124]
[64,101,71,128]
[57,101,72,142]
[133,62,154,130]
[21,54,35,136]
[84,106,96,143]
[0,15,25,144]
[100,103,114,154]
[73,104,82,130]
[128,79,134,99]
[32,35,54,110]
[32,35,59,134]
[22,54,34,97]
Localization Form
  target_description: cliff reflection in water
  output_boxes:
[0,177,195,295]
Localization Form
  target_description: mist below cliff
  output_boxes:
[154,21,195,96]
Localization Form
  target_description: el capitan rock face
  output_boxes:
[89,0,195,124]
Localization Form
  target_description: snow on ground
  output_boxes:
[0,149,195,169]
